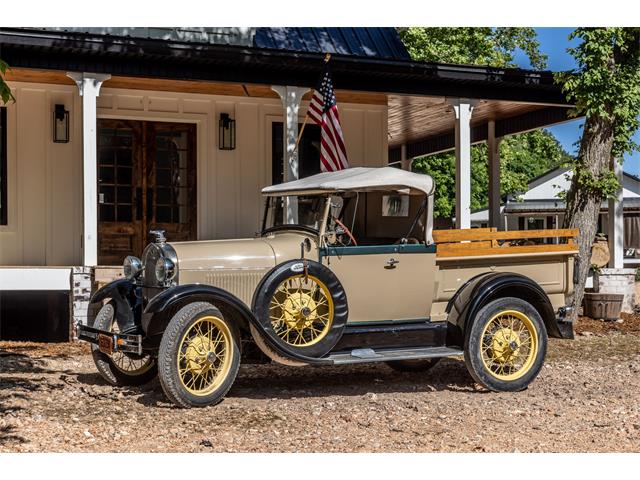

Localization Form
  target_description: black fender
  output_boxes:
[445,272,565,347]
[89,278,141,334]
[142,283,332,365]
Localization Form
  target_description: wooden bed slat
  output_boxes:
[433,228,578,243]
[436,243,579,258]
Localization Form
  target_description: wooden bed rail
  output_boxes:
[433,228,579,258]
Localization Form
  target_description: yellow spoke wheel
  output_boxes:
[268,275,334,348]
[480,309,538,381]
[177,315,234,397]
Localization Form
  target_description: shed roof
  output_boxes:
[262,167,435,197]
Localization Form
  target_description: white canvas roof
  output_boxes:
[262,167,435,197]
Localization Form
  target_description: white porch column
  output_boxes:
[608,157,624,268]
[67,72,111,267]
[487,120,503,230]
[450,99,476,229]
[271,85,310,224]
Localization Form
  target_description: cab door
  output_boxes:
[321,243,436,323]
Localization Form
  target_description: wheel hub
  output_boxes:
[184,335,213,375]
[282,291,318,329]
[490,327,521,363]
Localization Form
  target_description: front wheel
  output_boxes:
[464,297,547,392]
[158,302,241,408]
[91,301,157,386]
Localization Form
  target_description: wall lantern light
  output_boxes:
[219,113,236,150]
[53,104,70,143]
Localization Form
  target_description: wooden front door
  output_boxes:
[97,120,197,265]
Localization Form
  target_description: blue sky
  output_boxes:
[513,28,640,177]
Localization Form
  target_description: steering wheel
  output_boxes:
[334,218,358,246]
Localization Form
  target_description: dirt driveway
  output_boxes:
[1,323,639,452]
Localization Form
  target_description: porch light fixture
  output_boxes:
[218,113,236,150]
[53,104,70,143]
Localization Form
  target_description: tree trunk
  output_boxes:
[563,115,615,323]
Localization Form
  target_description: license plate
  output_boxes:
[98,334,114,355]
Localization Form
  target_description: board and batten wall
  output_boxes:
[0,81,388,267]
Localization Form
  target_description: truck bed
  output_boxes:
[433,227,579,259]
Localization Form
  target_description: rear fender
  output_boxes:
[142,284,331,365]
[446,272,564,347]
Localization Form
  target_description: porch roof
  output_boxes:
[0,28,576,159]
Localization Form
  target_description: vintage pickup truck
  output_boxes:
[78,167,577,407]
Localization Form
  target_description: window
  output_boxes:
[271,121,321,185]
[1,107,7,225]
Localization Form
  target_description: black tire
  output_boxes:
[386,358,440,373]
[158,302,241,408]
[464,297,548,392]
[253,259,348,358]
[91,301,157,386]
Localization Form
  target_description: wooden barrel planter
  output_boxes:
[583,292,624,321]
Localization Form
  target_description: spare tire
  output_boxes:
[252,259,348,358]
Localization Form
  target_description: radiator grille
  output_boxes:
[204,270,267,306]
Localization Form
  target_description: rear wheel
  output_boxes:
[91,302,157,386]
[464,297,547,392]
[158,302,241,408]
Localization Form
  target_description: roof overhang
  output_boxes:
[0,28,568,104]
[0,28,578,160]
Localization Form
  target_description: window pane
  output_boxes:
[100,205,115,222]
[117,205,132,222]
[99,167,115,184]
[156,206,172,223]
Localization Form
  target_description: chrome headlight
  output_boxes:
[123,255,142,279]
[155,257,176,283]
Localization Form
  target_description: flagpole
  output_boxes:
[292,53,332,156]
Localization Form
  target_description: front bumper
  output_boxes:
[77,323,143,355]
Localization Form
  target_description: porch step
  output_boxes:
[327,346,463,365]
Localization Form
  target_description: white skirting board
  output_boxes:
[0,267,72,290]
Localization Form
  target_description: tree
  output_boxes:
[557,28,640,322]
[0,58,15,104]
[399,28,568,218]
[412,130,571,218]
[398,27,547,69]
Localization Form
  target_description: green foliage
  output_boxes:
[412,130,571,218]
[398,27,547,69]
[557,28,640,161]
[398,28,564,219]
[0,58,15,104]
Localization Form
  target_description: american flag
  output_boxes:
[307,62,349,172]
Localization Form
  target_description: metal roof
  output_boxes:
[26,27,410,60]
[254,28,410,60]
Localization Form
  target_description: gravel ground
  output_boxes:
[1,326,639,452]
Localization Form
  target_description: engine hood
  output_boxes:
[169,232,317,271]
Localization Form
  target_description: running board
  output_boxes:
[327,346,463,365]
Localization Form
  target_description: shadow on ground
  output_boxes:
[70,357,479,408]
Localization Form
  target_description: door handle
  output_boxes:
[385,258,399,269]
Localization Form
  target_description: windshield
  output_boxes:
[262,195,327,231]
